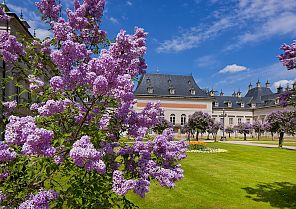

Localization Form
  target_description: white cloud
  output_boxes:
[273,79,296,88]
[157,17,232,53]
[157,0,296,53]
[219,64,247,73]
[109,17,119,24]
[126,1,133,6]
[195,55,219,68]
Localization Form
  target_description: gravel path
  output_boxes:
[220,141,296,150]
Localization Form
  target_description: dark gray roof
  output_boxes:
[134,73,208,97]
[245,87,273,104]
[213,96,253,109]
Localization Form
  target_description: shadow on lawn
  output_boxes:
[242,182,296,208]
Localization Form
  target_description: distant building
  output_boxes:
[0,2,32,104]
[135,73,294,135]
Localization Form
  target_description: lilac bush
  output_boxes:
[207,121,222,141]
[252,120,265,140]
[187,111,212,141]
[0,1,187,208]
[266,110,295,147]
[235,122,252,141]
[225,127,234,138]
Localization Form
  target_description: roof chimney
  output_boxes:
[265,80,270,88]
[256,80,261,88]
[219,89,224,96]
[209,89,215,97]
[237,90,242,98]
[285,84,290,91]
[277,85,283,94]
[248,83,252,90]
[232,90,236,97]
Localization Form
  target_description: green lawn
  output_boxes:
[127,143,296,209]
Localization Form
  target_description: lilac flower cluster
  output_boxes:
[0,144,17,162]
[2,100,17,116]
[28,75,44,91]
[279,91,291,107]
[35,0,61,21]
[278,40,296,70]
[37,99,68,116]
[31,40,51,55]
[0,191,6,204]
[0,7,9,23]
[5,116,55,156]
[0,32,24,62]
[0,171,9,180]
[51,40,91,71]
[113,129,187,197]
[19,189,59,209]
[70,136,106,173]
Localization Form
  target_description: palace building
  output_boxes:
[134,73,294,134]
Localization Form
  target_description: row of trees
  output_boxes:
[166,111,295,147]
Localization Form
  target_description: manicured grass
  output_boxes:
[127,143,296,209]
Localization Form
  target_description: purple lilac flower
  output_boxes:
[0,190,6,204]
[49,76,64,90]
[52,18,72,41]
[0,144,17,162]
[0,171,9,180]
[51,40,91,71]
[93,75,108,95]
[35,0,61,21]
[112,170,136,195]
[0,7,9,23]
[5,116,36,145]
[70,135,106,173]
[18,189,59,209]
[30,103,40,111]
[22,128,55,157]
[0,32,24,62]
[278,40,296,70]
[37,99,65,116]
[28,75,44,91]
[3,100,17,116]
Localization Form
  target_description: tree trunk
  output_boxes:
[195,131,199,141]
[214,133,217,142]
[207,133,210,140]
[228,133,231,138]
[257,132,260,141]
[244,133,246,141]
[271,132,274,141]
[279,131,284,148]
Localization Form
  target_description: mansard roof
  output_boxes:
[134,73,208,98]
[245,86,274,104]
[213,96,253,109]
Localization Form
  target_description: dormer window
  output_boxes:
[190,89,195,95]
[146,78,151,84]
[169,88,175,95]
[275,97,280,105]
[147,87,153,94]
[241,103,245,108]
[214,101,219,107]
[251,103,256,108]
[188,80,191,85]
[228,102,232,108]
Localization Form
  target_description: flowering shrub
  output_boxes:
[188,141,207,150]
[0,1,187,208]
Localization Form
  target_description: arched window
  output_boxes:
[147,87,153,94]
[181,114,186,125]
[170,114,175,125]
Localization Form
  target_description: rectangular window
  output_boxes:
[220,118,224,123]
[238,118,242,124]
[246,118,250,123]
[229,118,233,125]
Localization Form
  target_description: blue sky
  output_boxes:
[5,0,296,95]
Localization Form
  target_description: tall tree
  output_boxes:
[225,127,234,138]
[252,120,265,140]
[188,111,212,141]
[266,110,296,147]
[235,122,252,141]
[208,121,222,142]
